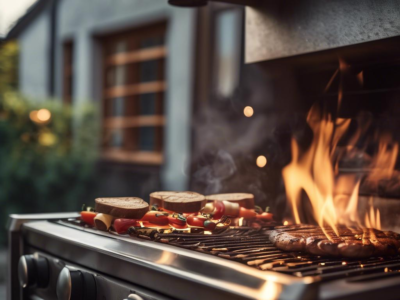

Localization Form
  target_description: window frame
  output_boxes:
[100,22,167,165]
[63,41,74,104]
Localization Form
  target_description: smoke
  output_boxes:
[189,64,301,211]
[193,149,236,194]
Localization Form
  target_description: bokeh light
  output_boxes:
[30,109,51,124]
[37,109,51,122]
[39,132,57,146]
[243,106,254,117]
[256,155,267,168]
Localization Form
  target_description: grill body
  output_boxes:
[7,214,400,300]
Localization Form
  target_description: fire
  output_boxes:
[366,135,398,184]
[282,105,343,238]
[282,60,398,238]
[364,199,381,230]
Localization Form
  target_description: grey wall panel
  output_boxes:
[246,0,400,63]
[19,7,50,100]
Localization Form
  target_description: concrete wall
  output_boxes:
[18,5,51,100]
[50,0,195,191]
[246,0,400,63]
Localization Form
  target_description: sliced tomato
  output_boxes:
[141,211,169,225]
[256,212,273,221]
[80,211,97,226]
[113,218,140,234]
[238,207,257,219]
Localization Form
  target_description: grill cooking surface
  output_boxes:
[57,218,400,283]
[269,224,400,258]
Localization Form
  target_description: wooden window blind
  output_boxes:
[63,41,73,104]
[101,23,166,165]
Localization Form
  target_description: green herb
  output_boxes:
[177,214,187,222]
[254,206,263,214]
[81,204,95,212]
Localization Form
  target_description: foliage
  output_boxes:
[0,92,99,245]
[0,40,18,93]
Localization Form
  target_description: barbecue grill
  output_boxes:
[8,213,400,300]
[8,1,400,299]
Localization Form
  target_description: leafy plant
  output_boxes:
[0,92,99,245]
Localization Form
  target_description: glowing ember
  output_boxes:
[238,217,244,227]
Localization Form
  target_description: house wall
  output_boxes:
[53,0,196,193]
[18,5,51,100]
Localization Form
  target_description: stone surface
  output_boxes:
[246,0,400,63]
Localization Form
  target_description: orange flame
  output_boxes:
[282,61,397,237]
[367,135,398,183]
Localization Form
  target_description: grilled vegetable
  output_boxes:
[168,214,187,227]
[256,212,273,221]
[141,211,169,225]
[187,215,216,230]
[113,218,140,234]
[238,207,257,219]
[80,211,97,226]
[221,201,240,217]
[212,201,225,220]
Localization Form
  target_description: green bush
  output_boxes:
[0,92,99,245]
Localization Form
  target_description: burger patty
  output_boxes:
[268,224,400,258]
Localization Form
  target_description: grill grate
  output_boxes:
[58,219,400,282]
[152,227,400,281]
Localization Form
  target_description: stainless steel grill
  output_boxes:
[8,214,400,300]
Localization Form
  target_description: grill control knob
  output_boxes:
[18,255,49,289]
[56,267,96,300]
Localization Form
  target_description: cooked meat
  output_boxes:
[268,224,400,258]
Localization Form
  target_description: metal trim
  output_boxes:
[7,213,79,300]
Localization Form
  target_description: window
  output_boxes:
[213,9,243,98]
[101,23,166,165]
[63,41,73,104]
